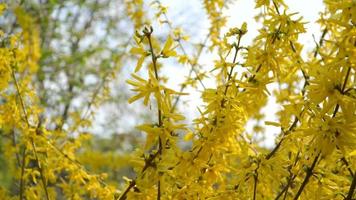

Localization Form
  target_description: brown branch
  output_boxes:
[292,66,351,200]
[253,171,259,200]
[313,28,327,58]
[345,173,356,200]
[274,174,296,200]
[144,27,162,127]
[144,27,163,200]
[266,116,298,160]
[274,152,301,200]
[117,146,161,200]
[118,180,136,200]
[293,153,320,200]
[341,157,354,177]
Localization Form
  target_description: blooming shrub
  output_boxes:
[0,0,355,199]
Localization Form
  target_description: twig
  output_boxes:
[11,62,50,200]
[144,27,163,200]
[119,27,166,200]
[19,147,26,200]
[345,173,356,200]
[293,153,320,200]
[253,170,259,200]
[274,152,300,200]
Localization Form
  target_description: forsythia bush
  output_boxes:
[0,0,355,200]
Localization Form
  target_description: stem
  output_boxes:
[192,36,243,160]
[313,28,327,58]
[157,180,161,200]
[31,141,50,200]
[146,30,162,127]
[253,171,258,200]
[266,116,298,160]
[275,152,300,200]
[346,173,356,200]
[118,28,167,200]
[11,63,50,200]
[117,150,160,200]
[272,0,280,15]
[341,157,354,177]
[268,28,326,161]
[221,38,241,107]
[292,66,351,200]
[275,174,296,200]
[118,180,136,200]
[11,130,21,167]
[146,28,163,200]
[293,153,320,200]
[333,67,351,117]
[19,147,26,200]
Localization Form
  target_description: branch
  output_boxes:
[293,153,320,200]
[118,180,136,200]
[345,173,356,200]
[144,27,163,200]
[117,148,160,200]
[253,171,259,200]
[119,27,166,200]
[274,152,300,200]
[11,63,50,200]
[19,147,26,200]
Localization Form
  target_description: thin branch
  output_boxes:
[266,116,298,160]
[118,180,136,200]
[144,27,163,200]
[10,130,21,167]
[145,27,162,127]
[253,171,259,200]
[19,147,26,200]
[333,66,351,117]
[293,153,320,200]
[274,152,300,200]
[345,173,356,200]
[313,28,327,58]
[341,157,354,177]
[192,37,242,161]
[118,27,166,200]
[116,139,161,200]
[30,141,50,200]
[11,63,50,200]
